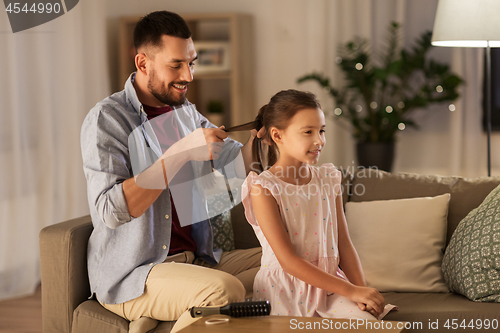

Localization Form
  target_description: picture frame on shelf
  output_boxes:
[194,41,230,74]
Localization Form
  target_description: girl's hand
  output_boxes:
[348,285,385,317]
[358,303,379,318]
[246,127,270,147]
[255,127,272,146]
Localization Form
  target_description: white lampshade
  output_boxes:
[432,0,500,48]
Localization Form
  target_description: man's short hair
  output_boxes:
[133,11,192,52]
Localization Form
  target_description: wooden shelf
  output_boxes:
[194,72,231,80]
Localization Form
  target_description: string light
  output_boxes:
[334,108,342,116]
[355,63,363,70]
[449,104,456,112]
[370,101,378,109]
[436,85,444,93]
[398,101,405,109]
[385,106,393,113]
[355,105,363,112]
[398,123,406,130]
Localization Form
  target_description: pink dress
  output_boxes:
[242,163,390,319]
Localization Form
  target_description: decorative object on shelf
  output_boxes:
[194,41,230,74]
[298,22,463,172]
[206,99,225,126]
[432,0,500,177]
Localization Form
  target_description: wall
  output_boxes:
[103,0,498,177]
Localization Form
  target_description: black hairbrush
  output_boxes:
[190,300,271,318]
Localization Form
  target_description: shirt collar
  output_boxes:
[125,72,148,123]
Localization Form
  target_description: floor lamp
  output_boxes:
[431,0,500,177]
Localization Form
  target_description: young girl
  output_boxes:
[241,90,395,319]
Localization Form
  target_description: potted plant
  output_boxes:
[298,22,463,171]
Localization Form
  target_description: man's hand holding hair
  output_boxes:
[134,126,227,190]
[124,126,226,218]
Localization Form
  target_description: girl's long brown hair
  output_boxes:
[225,89,321,173]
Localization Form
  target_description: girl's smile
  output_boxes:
[307,149,322,155]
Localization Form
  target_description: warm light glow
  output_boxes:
[334,108,342,116]
[436,85,444,93]
[355,105,362,112]
[432,41,500,48]
[370,101,377,109]
[355,63,363,70]
[432,0,500,178]
[398,123,406,130]
[398,101,405,109]
[431,0,500,48]
[385,106,393,113]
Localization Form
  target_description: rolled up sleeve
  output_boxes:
[81,105,134,229]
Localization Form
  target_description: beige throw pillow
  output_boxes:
[345,193,450,293]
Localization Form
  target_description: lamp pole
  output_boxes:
[431,0,500,177]
[486,41,492,177]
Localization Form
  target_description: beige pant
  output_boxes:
[100,247,262,332]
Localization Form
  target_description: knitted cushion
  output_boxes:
[207,191,235,252]
[442,184,500,302]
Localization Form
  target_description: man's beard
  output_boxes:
[147,70,188,107]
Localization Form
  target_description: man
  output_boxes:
[81,11,261,332]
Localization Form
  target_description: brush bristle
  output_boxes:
[222,300,271,317]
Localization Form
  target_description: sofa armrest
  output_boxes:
[39,215,93,333]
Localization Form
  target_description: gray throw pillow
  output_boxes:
[442,184,500,302]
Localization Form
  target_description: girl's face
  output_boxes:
[272,107,326,166]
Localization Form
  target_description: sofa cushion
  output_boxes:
[208,190,236,251]
[383,292,500,332]
[211,210,235,252]
[72,300,176,333]
[349,170,500,245]
[231,202,260,249]
[211,211,235,251]
[442,184,500,302]
[445,177,500,246]
[345,194,450,292]
[72,300,129,333]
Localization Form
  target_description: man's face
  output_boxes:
[146,35,197,106]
